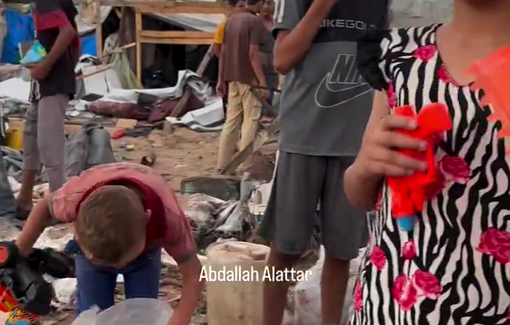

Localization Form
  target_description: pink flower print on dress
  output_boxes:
[414,45,437,61]
[387,83,397,108]
[370,246,387,270]
[439,156,471,183]
[354,280,362,312]
[477,227,510,264]
[402,241,417,260]
[392,275,417,311]
[438,65,454,84]
[412,270,442,299]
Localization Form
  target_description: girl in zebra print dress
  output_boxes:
[344,0,510,324]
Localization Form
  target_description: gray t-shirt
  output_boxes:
[274,0,390,156]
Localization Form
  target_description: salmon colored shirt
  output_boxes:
[49,162,195,263]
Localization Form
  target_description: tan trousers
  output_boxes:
[217,81,261,171]
[23,94,67,192]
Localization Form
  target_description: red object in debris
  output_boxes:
[468,45,510,152]
[111,129,125,140]
[387,103,452,231]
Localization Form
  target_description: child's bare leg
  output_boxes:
[263,248,300,325]
[321,256,350,325]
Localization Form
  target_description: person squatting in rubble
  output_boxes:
[257,0,390,324]
[15,163,203,325]
[345,0,510,324]
[16,0,80,220]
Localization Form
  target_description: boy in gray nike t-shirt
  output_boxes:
[258,0,390,324]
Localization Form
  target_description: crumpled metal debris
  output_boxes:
[185,194,258,250]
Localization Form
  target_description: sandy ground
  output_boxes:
[112,127,220,198]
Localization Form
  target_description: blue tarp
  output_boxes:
[1,8,34,64]
[80,34,97,57]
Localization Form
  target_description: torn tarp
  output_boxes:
[165,97,224,132]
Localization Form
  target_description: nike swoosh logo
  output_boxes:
[314,72,373,108]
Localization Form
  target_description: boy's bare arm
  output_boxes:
[169,255,203,325]
[16,196,54,256]
[273,0,338,75]
[41,24,77,70]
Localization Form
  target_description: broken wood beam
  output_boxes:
[220,117,280,175]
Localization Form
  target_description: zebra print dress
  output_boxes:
[350,24,510,325]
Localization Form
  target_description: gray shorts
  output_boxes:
[258,151,368,260]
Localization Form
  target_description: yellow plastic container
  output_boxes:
[5,128,23,150]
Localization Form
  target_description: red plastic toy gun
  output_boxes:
[468,45,510,153]
[387,103,452,231]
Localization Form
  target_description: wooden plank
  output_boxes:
[170,46,214,118]
[137,5,226,14]
[100,0,227,10]
[220,118,280,175]
[220,91,280,175]
[139,37,214,45]
[139,30,214,40]
[95,1,103,57]
[138,30,214,45]
[135,11,142,84]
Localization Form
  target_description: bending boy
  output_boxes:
[16,163,202,325]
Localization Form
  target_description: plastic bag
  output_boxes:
[70,298,173,325]
[20,40,47,65]
[291,248,365,325]
[390,0,453,27]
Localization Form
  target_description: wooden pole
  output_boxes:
[135,10,142,84]
[95,0,103,57]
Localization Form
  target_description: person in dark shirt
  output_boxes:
[216,0,268,172]
[259,0,277,104]
[16,0,79,220]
